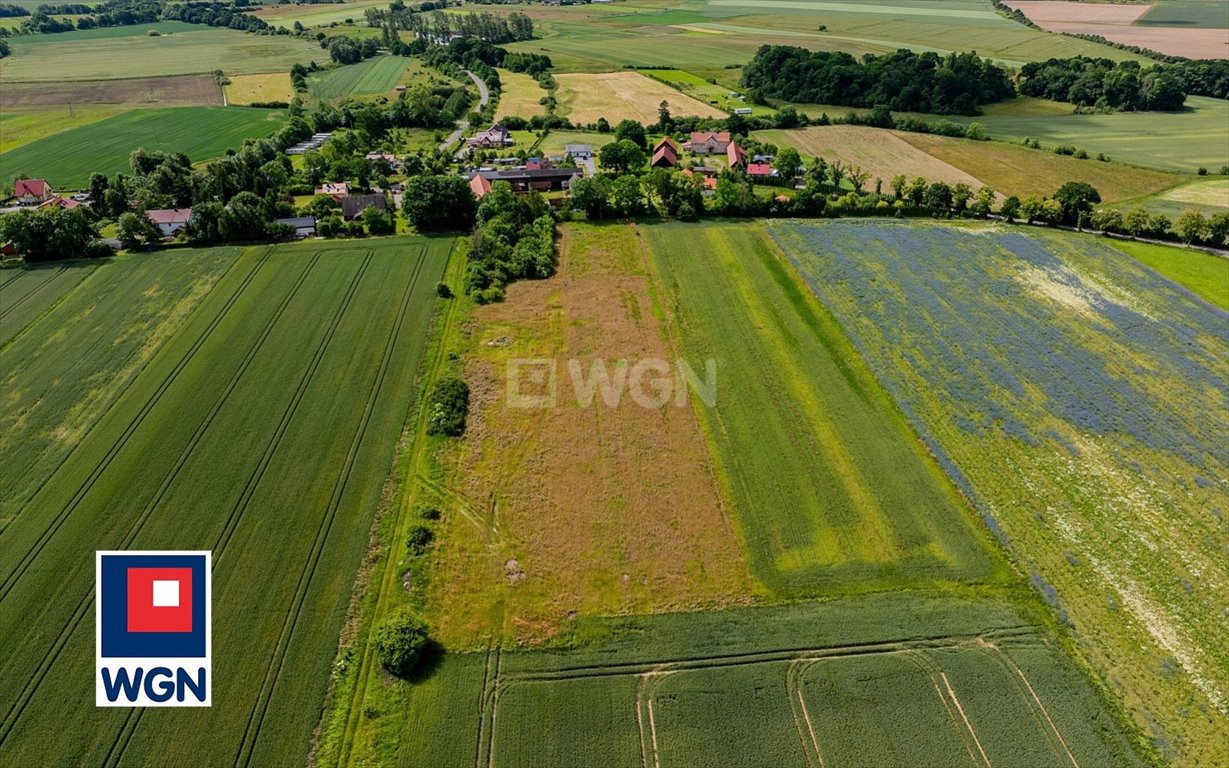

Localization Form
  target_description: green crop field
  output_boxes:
[0,237,451,767]
[309,56,411,101]
[351,595,1143,767]
[0,23,322,82]
[1107,239,1229,311]
[0,262,99,348]
[0,107,286,189]
[1138,0,1229,28]
[959,96,1229,173]
[640,221,1007,595]
[773,219,1229,765]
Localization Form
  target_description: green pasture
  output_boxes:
[773,219,1229,766]
[0,106,286,189]
[1109,177,1229,219]
[0,23,321,82]
[0,237,451,767]
[641,68,773,116]
[641,220,1007,596]
[1138,0,1229,28]
[309,55,411,101]
[1108,239,1229,311]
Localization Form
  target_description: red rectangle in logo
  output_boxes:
[126,567,193,633]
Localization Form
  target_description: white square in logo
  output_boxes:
[152,579,180,607]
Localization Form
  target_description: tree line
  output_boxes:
[741,46,1015,116]
[1019,57,1193,112]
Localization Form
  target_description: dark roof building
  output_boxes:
[342,194,387,220]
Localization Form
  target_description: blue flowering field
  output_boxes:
[772,220,1228,764]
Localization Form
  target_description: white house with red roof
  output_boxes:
[15,179,54,205]
[145,208,193,238]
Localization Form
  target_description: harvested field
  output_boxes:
[1005,0,1228,59]
[757,125,989,192]
[494,68,546,120]
[0,75,222,108]
[896,131,1187,202]
[224,72,293,106]
[554,71,726,125]
[427,223,754,645]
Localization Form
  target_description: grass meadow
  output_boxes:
[773,220,1229,766]
[0,23,321,82]
[641,221,1008,596]
[225,72,294,106]
[494,68,547,120]
[1107,239,1229,311]
[0,106,286,188]
[0,237,450,767]
[309,56,411,101]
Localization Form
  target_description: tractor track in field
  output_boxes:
[234,247,429,768]
[0,266,65,322]
[0,252,271,750]
[785,660,825,768]
[0,251,267,602]
[499,627,1037,683]
[904,650,990,768]
[100,251,321,768]
[981,642,1081,768]
[331,243,463,768]
[0,248,297,751]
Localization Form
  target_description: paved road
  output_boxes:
[439,70,490,153]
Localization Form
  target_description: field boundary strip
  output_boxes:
[332,241,463,768]
[498,627,1036,683]
[102,249,321,768]
[234,246,432,768]
[0,249,271,747]
[0,249,264,600]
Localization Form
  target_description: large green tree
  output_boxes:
[403,175,477,232]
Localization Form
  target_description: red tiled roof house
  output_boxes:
[15,179,54,205]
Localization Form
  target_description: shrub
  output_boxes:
[427,377,469,437]
[373,607,430,678]
[420,507,441,521]
[1053,145,1076,156]
[1197,167,1208,176]
[406,524,435,554]
[436,282,454,299]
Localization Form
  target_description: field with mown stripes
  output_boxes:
[0,237,451,766]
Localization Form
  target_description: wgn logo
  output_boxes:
[95,551,211,707]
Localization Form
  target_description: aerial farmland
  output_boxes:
[0,0,1226,766]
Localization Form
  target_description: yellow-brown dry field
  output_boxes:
[224,72,294,106]
[426,224,756,646]
[1005,0,1228,59]
[555,71,726,125]
[494,68,546,120]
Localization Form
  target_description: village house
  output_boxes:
[316,182,350,202]
[650,137,679,169]
[274,216,317,238]
[468,124,513,149]
[145,208,193,238]
[364,153,400,170]
[341,194,387,221]
[15,179,54,205]
[38,196,84,210]
[468,168,580,198]
[746,163,775,178]
[685,131,731,154]
[564,143,593,159]
[727,141,747,170]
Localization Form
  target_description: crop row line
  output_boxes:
[103,250,322,768]
[333,243,457,768]
[498,627,1038,683]
[0,252,265,601]
[0,250,272,747]
[0,266,65,322]
[235,247,429,768]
